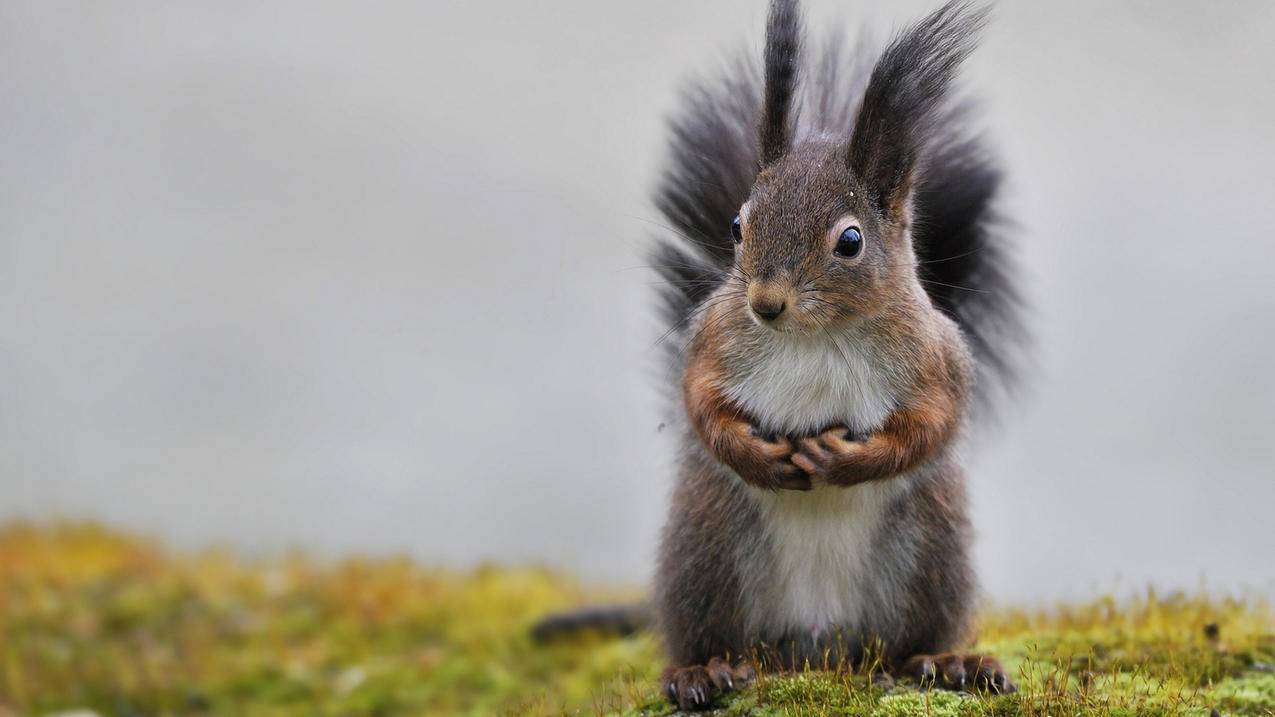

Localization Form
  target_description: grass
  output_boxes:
[0,523,1271,717]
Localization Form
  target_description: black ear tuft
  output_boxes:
[759,0,803,167]
[848,0,988,214]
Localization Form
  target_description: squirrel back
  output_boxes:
[651,0,1023,416]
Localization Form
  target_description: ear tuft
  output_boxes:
[759,0,803,167]
[847,0,988,215]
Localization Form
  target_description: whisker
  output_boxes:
[918,279,988,294]
[619,262,725,275]
[646,277,734,289]
[809,311,859,381]
[627,214,724,250]
[917,247,982,265]
[679,302,742,356]
[651,289,746,348]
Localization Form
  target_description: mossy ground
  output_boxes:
[0,523,1270,717]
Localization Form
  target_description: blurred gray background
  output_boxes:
[2,0,1273,603]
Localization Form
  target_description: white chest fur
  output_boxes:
[724,329,895,437]
[724,328,906,641]
[741,479,911,641]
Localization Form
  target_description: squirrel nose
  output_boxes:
[750,298,785,322]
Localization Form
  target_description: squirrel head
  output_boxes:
[732,142,908,331]
[728,0,986,334]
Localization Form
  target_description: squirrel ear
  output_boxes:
[758,0,802,167]
[847,1,987,216]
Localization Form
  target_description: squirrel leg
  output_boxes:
[899,653,1016,694]
[683,361,809,490]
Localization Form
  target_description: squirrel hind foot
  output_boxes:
[900,653,1016,694]
[661,658,756,711]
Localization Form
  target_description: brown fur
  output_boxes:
[682,321,811,491]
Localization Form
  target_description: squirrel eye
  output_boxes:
[731,214,743,243]
[834,226,863,258]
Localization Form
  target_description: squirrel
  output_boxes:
[536,0,1025,710]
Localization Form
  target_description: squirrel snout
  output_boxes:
[748,284,787,323]
[751,299,785,321]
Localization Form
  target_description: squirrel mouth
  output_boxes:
[750,312,810,337]
[749,310,793,332]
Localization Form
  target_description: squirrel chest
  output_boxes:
[723,328,896,437]
[724,330,910,639]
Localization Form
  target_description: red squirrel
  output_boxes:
[537,0,1025,710]
[650,0,1026,708]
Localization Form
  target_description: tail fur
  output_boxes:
[530,603,651,643]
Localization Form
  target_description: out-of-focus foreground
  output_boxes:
[0,523,1272,717]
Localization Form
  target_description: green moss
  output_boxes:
[0,523,1270,717]
[871,689,971,717]
[1215,672,1275,715]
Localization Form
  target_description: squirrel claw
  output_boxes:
[661,659,756,710]
[900,653,1016,694]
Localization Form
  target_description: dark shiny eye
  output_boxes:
[834,226,863,258]
[731,214,743,243]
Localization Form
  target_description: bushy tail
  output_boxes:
[530,603,651,643]
[649,0,1024,414]
[912,124,1023,410]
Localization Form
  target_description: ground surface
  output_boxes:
[0,523,1271,717]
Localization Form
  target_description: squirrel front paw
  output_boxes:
[791,426,874,486]
[723,421,810,491]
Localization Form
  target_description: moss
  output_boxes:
[0,522,1270,717]
[1214,672,1275,715]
